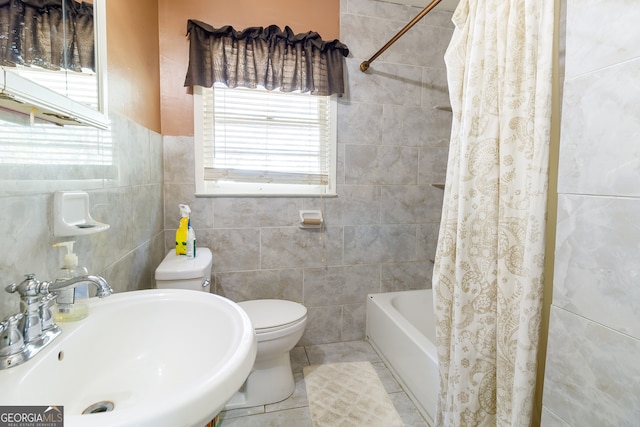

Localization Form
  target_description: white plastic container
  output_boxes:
[52,241,89,322]
[186,224,196,258]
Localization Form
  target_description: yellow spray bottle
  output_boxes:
[175,204,191,255]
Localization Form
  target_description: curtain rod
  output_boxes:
[360,0,443,72]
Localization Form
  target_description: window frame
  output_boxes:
[193,85,338,197]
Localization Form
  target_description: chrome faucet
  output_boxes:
[41,275,114,298]
[1,273,112,370]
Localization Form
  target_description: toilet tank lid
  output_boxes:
[155,248,212,280]
[238,299,307,330]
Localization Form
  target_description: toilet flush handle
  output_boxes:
[202,279,210,289]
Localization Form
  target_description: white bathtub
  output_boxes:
[366,289,438,425]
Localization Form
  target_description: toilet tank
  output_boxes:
[155,248,212,292]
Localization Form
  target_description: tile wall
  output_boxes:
[163,0,453,345]
[541,0,640,424]
[0,112,165,319]
[0,0,452,347]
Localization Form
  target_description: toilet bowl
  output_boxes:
[224,299,307,410]
[154,249,307,410]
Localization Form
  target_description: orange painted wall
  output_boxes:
[107,0,161,133]
[158,0,341,136]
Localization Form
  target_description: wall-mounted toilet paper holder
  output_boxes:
[299,210,323,229]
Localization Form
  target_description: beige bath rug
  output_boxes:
[304,361,404,427]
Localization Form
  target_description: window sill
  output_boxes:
[195,180,337,198]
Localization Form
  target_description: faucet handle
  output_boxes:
[6,274,47,298]
[0,313,25,357]
[41,293,57,305]
[5,280,22,294]
[40,294,57,331]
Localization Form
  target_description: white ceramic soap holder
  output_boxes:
[299,210,323,229]
[53,191,110,237]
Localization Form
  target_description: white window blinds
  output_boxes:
[0,67,113,179]
[197,84,336,196]
[10,66,99,109]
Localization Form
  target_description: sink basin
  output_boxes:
[0,289,257,427]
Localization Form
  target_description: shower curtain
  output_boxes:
[432,0,554,426]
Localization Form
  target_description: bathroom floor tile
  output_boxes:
[390,391,431,427]
[290,346,309,374]
[219,404,265,420]
[304,339,381,365]
[220,406,312,426]
[220,340,429,426]
[265,373,309,413]
[372,360,403,394]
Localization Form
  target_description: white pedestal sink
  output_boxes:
[0,289,257,427]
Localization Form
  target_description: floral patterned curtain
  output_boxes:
[0,0,94,71]
[184,19,349,96]
[432,0,554,425]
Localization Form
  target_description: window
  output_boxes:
[194,84,337,196]
[0,107,115,181]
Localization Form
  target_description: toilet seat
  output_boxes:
[238,299,307,334]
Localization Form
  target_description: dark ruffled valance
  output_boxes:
[0,0,94,71]
[184,19,349,96]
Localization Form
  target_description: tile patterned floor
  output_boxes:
[218,340,430,426]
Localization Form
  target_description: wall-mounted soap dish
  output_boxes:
[53,191,110,237]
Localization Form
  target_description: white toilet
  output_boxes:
[154,248,213,291]
[154,248,307,410]
[224,298,307,409]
